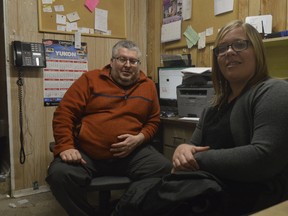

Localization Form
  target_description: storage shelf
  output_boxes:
[263,36,288,78]
[263,36,288,47]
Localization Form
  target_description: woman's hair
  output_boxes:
[211,20,269,106]
[112,40,142,58]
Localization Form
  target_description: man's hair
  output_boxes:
[211,20,269,106]
[112,40,142,58]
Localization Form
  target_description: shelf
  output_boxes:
[263,36,288,48]
[263,36,288,78]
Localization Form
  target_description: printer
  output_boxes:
[177,68,214,117]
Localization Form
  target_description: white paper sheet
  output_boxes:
[161,20,182,43]
[95,8,108,33]
[182,0,192,20]
[181,67,212,74]
[214,0,234,16]
[180,117,200,121]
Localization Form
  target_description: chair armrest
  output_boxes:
[49,142,55,152]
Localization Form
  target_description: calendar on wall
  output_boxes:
[42,39,88,106]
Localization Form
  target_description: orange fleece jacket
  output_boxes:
[52,65,160,160]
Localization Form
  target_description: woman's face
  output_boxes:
[217,27,256,88]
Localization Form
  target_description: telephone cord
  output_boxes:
[17,69,26,164]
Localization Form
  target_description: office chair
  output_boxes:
[48,142,131,215]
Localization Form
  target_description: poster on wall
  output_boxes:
[163,0,183,24]
[161,0,183,43]
[42,39,88,106]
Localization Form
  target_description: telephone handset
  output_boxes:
[12,41,46,68]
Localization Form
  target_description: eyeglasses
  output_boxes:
[213,40,251,57]
[113,57,141,66]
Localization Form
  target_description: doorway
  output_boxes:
[0,0,11,195]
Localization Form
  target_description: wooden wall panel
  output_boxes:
[147,0,162,81]
[265,45,288,77]
[262,0,287,32]
[197,47,213,68]
[5,0,147,196]
[126,0,148,73]
[248,0,261,16]
[153,0,288,70]
[287,1,288,29]
[238,0,249,20]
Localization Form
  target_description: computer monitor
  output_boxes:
[157,67,189,115]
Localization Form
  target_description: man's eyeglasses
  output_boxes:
[113,57,141,66]
[213,40,251,57]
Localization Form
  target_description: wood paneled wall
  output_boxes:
[147,0,288,82]
[4,0,147,196]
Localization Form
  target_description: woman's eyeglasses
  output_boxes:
[113,57,141,66]
[213,40,251,57]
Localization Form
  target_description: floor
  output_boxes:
[0,191,67,216]
[0,170,124,216]
[0,189,123,216]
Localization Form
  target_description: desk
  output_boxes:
[251,200,288,216]
[160,117,198,161]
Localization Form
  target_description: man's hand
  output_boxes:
[59,149,87,165]
[110,133,144,158]
[172,144,209,173]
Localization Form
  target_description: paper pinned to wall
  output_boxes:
[42,0,52,4]
[183,25,199,48]
[67,11,80,22]
[95,8,108,33]
[85,0,100,12]
[161,20,182,43]
[214,0,234,16]
[163,0,182,24]
[198,31,206,49]
[54,5,65,12]
[56,14,66,25]
[206,27,213,36]
[182,0,192,20]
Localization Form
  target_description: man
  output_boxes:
[46,40,172,216]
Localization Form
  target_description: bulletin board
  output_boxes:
[37,0,126,39]
[163,0,239,50]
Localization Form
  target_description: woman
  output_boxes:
[172,20,288,214]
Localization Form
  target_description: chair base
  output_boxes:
[49,142,132,215]
[89,176,131,215]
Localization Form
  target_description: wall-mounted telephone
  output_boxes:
[12,41,46,68]
[13,41,47,163]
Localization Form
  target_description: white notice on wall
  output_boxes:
[95,8,108,33]
[214,0,234,16]
[182,0,192,20]
[161,20,182,43]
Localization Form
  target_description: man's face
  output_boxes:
[110,48,141,87]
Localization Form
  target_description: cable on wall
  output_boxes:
[16,69,26,164]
